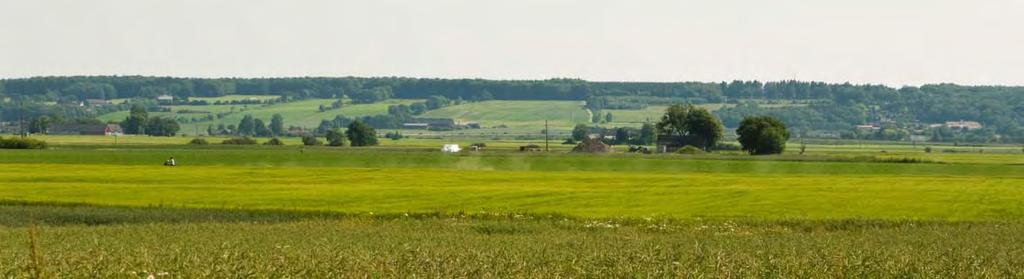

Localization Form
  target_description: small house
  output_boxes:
[103,124,124,136]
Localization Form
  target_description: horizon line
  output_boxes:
[3,74,1024,88]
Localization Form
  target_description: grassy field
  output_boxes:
[420,100,591,129]
[2,138,1024,276]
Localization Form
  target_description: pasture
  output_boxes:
[2,138,1024,276]
[420,100,592,129]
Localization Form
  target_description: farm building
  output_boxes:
[855,125,881,133]
[655,134,702,153]
[156,94,174,104]
[403,118,458,130]
[944,120,982,130]
[48,124,123,136]
[519,144,542,152]
[402,123,429,129]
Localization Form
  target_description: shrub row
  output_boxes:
[0,137,47,149]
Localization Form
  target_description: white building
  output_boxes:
[441,144,461,153]
[945,120,982,130]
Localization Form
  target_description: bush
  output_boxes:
[924,146,932,153]
[736,116,789,155]
[715,142,742,151]
[221,137,258,145]
[385,131,403,140]
[264,138,285,146]
[676,145,704,155]
[325,129,347,147]
[874,157,933,164]
[0,137,48,149]
[301,135,323,146]
[188,138,209,145]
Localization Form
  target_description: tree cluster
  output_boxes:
[656,104,724,151]
[234,114,285,137]
[121,104,180,136]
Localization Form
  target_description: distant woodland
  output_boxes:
[1,76,1022,142]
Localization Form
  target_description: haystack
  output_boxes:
[572,137,612,153]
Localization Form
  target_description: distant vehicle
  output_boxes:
[441,144,461,153]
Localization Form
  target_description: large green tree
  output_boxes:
[571,124,589,141]
[269,114,285,136]
[636,123,656,145]
[122,104,148,135]
[237,115,256,136]
[254,118,271,137]
[145,117,180,137]
[346,120,379,146]
[28,116,50,134]
[656,104,724,150]
[736,116,790,155]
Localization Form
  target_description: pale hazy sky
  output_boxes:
[2,0,1023,86]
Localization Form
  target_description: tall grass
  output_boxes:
[1,203,1023,277]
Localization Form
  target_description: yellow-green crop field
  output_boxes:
[2,138,1024,277]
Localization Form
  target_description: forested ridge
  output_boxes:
[1,76,1022,142]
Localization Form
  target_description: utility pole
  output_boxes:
[18,99,25,138]
[544,119,549,152]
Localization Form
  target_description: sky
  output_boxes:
[1,0,1023,86]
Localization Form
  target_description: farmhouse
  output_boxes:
[945,120,982,130]
[48,124,123,136]
[855,124,880,133]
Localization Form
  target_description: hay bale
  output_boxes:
[572,137,612,153]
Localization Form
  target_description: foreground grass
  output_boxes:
[2,160,1023,220]
[3,203,1024,278]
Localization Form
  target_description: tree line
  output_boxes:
[2,76,1021,142]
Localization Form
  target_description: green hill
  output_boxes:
[97,98,421,129]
